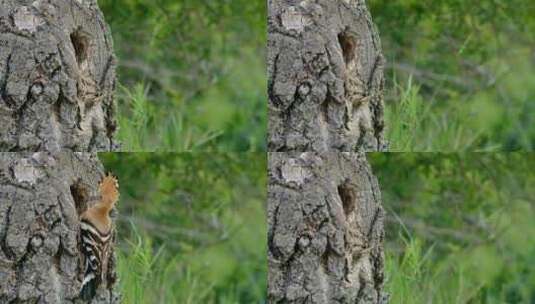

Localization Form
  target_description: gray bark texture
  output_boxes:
[0,0,118,152]
[268,0,386,152]
[268,152,387,303]
[0,152,119,303]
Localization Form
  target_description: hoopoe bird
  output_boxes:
[79,174,119,299]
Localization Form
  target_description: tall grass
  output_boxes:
[115,48,266,152]
[117,229,266,304]
[386,217,535,303]
[101,0,266,152]
[116,84,221,152]
[102,153,268,303]
[385,77,490,152]
[375,154,535,303]
[385,47,535,152]
[117,231,218,304]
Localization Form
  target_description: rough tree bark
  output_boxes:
[268,152,387,303]
[0,0,118,152]
[268,0,386,152]
[0,152,119,303]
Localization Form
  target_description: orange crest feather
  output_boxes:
[99,173,119,209]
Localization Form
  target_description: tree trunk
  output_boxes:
[268,0,386,152]
[268,152,387,303]
[0,0,118,152]
[0,152,119,303]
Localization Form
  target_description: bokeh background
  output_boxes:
[100,1,535,152]
[100,1,266,151]
[99,153,267,303]
[370,153,535,302]
[370,1,535,151]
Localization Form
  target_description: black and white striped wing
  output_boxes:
[80,219,112,291]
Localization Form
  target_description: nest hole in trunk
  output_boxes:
[338,31,357,66]
[338,180,357,217]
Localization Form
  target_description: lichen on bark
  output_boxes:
[0,0,118,152]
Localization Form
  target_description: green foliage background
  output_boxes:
[100,0,266,151]
[100,0,535,151]
[99,153,267,303]
[369,153,535,302]
[94,1,535,302]
[370,1,535,151]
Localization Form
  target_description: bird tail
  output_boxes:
[80,268,97,300]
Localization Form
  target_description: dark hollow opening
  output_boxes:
[70,30,89,66]
[70,180,89,215]
[338,181,356,216]
[337,32,356,65]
